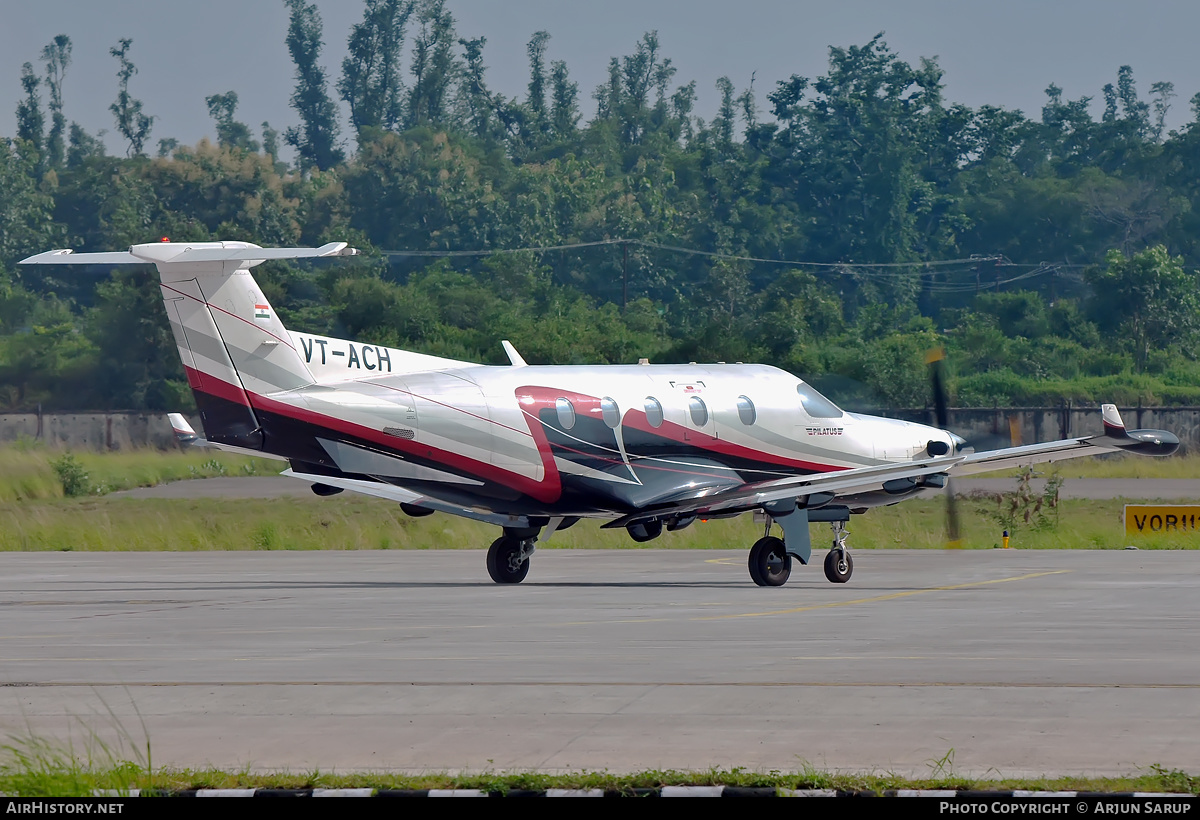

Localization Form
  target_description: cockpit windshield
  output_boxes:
[797,383,843,418]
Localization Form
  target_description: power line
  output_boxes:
[379,239,1021,272]
[377,239,1085,292]
[380,239,629,257]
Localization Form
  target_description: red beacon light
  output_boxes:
[160,236,170,242]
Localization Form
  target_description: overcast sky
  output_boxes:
[4,0,1200,156]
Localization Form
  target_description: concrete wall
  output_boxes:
[880,406,1200,454]
[0,412,198,451]
[0,407,1196,452]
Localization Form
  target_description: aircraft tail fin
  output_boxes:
[22,241,359,450]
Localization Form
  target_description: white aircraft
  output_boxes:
[21,241,1179,585]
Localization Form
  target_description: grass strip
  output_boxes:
[1,445,1197,506]
[0,444,280,502]
[0,496,1196,551]
[1,756,1197,797]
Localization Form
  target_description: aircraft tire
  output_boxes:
[487,536,530,584]
[823,549,853,583]
[748,536,791,586]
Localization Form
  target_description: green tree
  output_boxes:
[762,34,970,312]
[406,0,458,127]
[15,63,44,160]
[205,91,259,151]
[40,34,71,171]
[109,39,153,156]
[67,123,106,168]
[593,31,677,147]
[0,139,61,265]
[339,0,413,140]
[0,321,96,410]
[456,35,496,141]
[343,129,496,250]
[261,122,280,162]
[85,269,188,410]
[525,31,550,136]
[549,59,579,140]
[712,76,735,146]
[283,0,344,170]
[1088,245,1200,372]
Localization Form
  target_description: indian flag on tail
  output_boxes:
[254,303,270,321]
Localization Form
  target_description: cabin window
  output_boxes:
[556,398,576,430]
[737,396,756,425]
[689,397,709,427]
[644,397,664,428]
[797,384,844,418]
[601,397,621,428]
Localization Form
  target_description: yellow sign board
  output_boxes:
[1124,505,1200,536]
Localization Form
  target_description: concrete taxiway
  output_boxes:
[1,548,1197,777]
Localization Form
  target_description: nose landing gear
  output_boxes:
[823,521,853,583]
[746,510,854,586]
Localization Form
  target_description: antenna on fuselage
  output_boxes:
[501,340,527,367]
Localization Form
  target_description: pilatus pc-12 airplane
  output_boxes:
[22,241,1180,586]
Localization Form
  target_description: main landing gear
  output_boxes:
[486,529,537,584]
[748,536,791,586]
[483,519,577,584]
[747,516,853,586]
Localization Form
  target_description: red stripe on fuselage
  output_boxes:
[185,369,562,503]
[184,365,251,405]
[184,372,848,507]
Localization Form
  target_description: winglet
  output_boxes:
[501,340,527,367]
[1099,402,1179,456]
[167,413,200,445]
[1101,403,1126,438]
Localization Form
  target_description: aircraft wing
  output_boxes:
[952,403,1178,476]
[20,243,357,267]
[604,404,1177,528]
[605,455,964,528]
[953,438,1107,475]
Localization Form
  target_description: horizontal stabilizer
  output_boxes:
[20,241,359,269]
[150,242,357,264]
[166,412,288,461]
[19,249,142,265]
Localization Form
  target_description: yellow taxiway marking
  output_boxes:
[697,570,1071,620]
